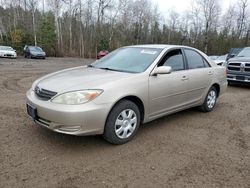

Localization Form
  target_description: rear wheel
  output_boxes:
[103,100,140,145]
[199,86,218,112]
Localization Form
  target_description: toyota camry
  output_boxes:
[26,45,227,144]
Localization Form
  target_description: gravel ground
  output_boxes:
[0,57,250,188]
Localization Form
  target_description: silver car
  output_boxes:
[26,45,227,144]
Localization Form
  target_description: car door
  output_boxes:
[183,48,213,104]
[148,49,189,118]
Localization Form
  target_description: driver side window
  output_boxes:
[158,49,185,71]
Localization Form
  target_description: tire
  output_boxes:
[103,100,141,145]
[228,81,233,86]
[199,86,218,112]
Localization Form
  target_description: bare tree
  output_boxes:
[196,0,220,53]
[167,9,179,43]
[236,0,248,38]
[51,0,61,53]
[63,0,74,54]
[222,5,237,36]
[27,0,38,46]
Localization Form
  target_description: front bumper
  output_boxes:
[227,73,250,83]
[0,53,17,58]
[26,89,112,136]
[31,54,46,59]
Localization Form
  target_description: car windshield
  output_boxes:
[91,47,162,73]
[29,46,43,52]
[237,48,250,57]
[0,46,14,51]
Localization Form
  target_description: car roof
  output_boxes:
[0,45,12,48]
[127,44,191,50]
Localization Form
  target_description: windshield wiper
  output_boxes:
[94,66,136,73]
[98,67,121,72]
[87,64,95,68]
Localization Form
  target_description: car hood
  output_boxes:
[228,56,250,62]
[37,66,134,93]
[0,50,16,54]
[31,51,45,55]
[214,59,225,63]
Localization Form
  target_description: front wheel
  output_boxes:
[103,100,140,145]
[199,86,218,112]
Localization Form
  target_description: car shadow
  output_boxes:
[229,82,250,89]
[36,126,110,148]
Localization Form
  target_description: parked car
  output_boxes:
[26,45,227,144]
[97,50,109,59]
[214,54,228,66]
[209,55,218,60]
[0,46,17,58]
[224,47,250,84]
[23,45,46,59]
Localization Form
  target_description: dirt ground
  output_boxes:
[0,57,250,188]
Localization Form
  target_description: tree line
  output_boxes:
[0,0,249,57]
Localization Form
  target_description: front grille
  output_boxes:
[229,63,241,66]
[228,66,240,71]
[4,54,14,57]
[35,86,57,100]
[227,62,250,72]
[228,62,241,71]
[245,63,250,72]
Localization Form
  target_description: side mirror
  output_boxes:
[229,54,235,58]
[152,66,172,76]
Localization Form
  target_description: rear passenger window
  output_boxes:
[184,49,208,69]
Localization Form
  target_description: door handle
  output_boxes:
[181,76,189,81]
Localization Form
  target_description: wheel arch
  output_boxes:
[211,83,220,97]
[107,95,145,124]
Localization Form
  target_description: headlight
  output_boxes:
[51,90,103,105]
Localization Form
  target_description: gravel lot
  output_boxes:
[1,57,250,188]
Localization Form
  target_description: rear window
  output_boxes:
[184,49,208,69]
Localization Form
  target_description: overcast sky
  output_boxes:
[153,0,238,16]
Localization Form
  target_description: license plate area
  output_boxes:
[27,104,37,120]
[236,76,245,81]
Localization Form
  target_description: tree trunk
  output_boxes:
[69,0,72,55]
[32,9,37,46]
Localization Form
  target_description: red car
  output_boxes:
[97,50,109,59]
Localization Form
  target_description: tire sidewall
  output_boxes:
[103,100,141,144]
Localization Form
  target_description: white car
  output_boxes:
[0,46,17,58]
[214,54,228,66]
